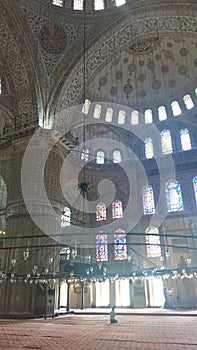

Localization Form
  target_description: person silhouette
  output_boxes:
[109,307,118,324]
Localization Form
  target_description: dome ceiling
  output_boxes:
[87,33,197,109]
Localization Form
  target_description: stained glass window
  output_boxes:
[145,227,161,258]
[82,99,90,114]
[94,0,104,10]
[81,148,90,161]
[105,108,113,122]
[183,94,194,110]
[93,104,101,119]
[161,130,173,154]
[113,150,121,163]
[165,180,184,212]
[144,109,153,124]
[96,151,105,164]
[193,176,197,206]
[118,110,126,124]
[96,203,106,221]
[114,229,127,260]
[73,0,83,10]
[61,207,71,227]
[171,101,182,116]
[180,128,191,151]
[112,200,123,219]
[131,110,139,125]
[145,138,154,159]
[158,106,167,121]
[96,233,108,262]
[142,185,155,215]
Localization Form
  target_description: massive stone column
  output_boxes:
[0,134,65,318]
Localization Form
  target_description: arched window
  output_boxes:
[144,109,153,124]
[165,180,184,212]
[161,130,173,154]
[193,176,197,206]
[81,148,90,161]
[115,0,126,6]
[96,203,106,221]
[195,88,197,96]
[131,110,139,125]
[112,200,123,219]
[171,101,182,116]
[82,99,90,114]
[96,233,108,262]
[114,229,127,260]
[105,108,113,122]
[61,207,71,227]
[96,151,105,164]
[94,0,104,10]
[183,94,194,110]
[93,104,101,119]
[158,106,167,121]
[118,110,126,124]
[113,150,121,163]
[180,128,191,151]
[142,185,155,215]
[145,138,154,159]
[52,0,63,6]
[145,227,161,258]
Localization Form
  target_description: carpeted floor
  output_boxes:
[0,314,197,350]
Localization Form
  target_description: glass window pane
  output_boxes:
[81,148,90,161]
[115,0,126,6]
[114,229,127,261]
[180,128,191,151]
[131,110,139,125]
[118,110,126,124]
[144,109,153,124]
[96,233,108,262]
[94,0,104,10]
[158,106,167,121]
[183,94,194,110]
[82,99,91,114]
[145,227,161,258]
[113,150,121,163]
[145,138,154,159]
[171,101,182,116]
[161,130,173,154]
[96,203,106,221]
[52,0,63,6]
[97,151,105,164]
[165,180,184,212]
[105,108,113,122]
[93,104,101,119]
[73,0,83,10]
[61,207,71,227]
[142,185,155,215]
[112,200,123,219]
